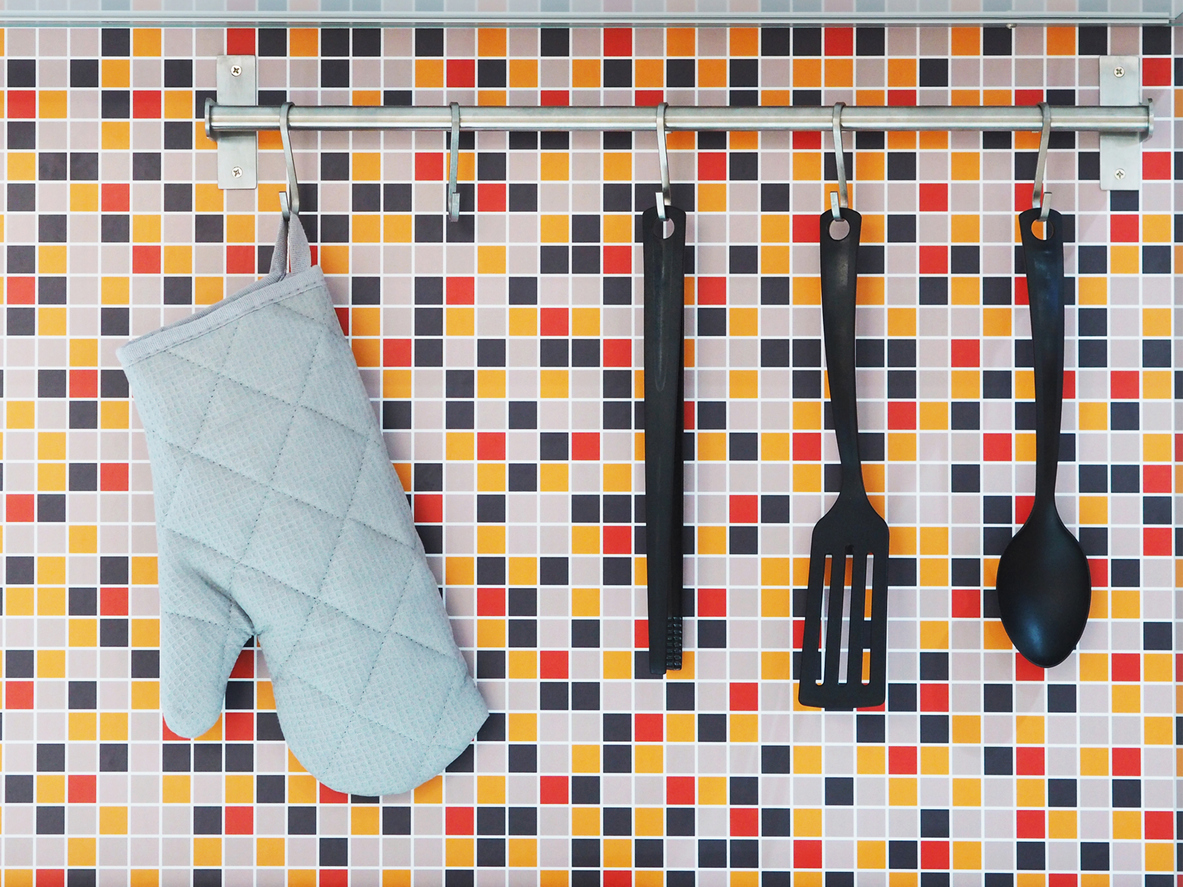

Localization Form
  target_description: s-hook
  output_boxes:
[830,102,849,221]
[278,101,300,220]
[655,102,672,221]
[447,103,461,223]
[1032,101,1053,222]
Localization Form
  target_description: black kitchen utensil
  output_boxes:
[995,208,1091,668]
[642,203,687,675]
[798,206,890,709]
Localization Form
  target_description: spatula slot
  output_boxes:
[818,548,860,687]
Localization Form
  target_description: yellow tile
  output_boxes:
[635,745,663,773]
[507,839,537,868]
[541,153,569,181]
[697,432,727,461]
[540,463,567,491]
[887,307,915,337]
[508,557,536,586]
[602,650,631,680]
[730,370,758,398]
[698,526,726,555]
[508,306,537,336]
[951,778,980,806]
[69,525,98,554]
[794,745,822,774]
[99,806,128,835]
[1015,715,1044,745]
[38,774,66,803]
[477,775,505,804]
[68,838,98,868]
[1112,684,1139,712]
[476,619,506,648]
[256,838,284,866]
[858,841,885,870]
[478,245,506,274]
[571,806,600,836]
[571,745,600,773]
[540,369,568,398]
[761,245,790,274]
[446,306,474,336]
[162,774,190,804]
[1015,778,1044,807]
[889,777,917,806]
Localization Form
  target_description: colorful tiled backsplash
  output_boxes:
[1,23,1179,885]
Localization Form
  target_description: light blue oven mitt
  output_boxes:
[118,215,487,796]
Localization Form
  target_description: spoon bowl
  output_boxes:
[995,504,1091,668]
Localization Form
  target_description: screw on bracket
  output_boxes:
[1114,168,1126,180]
[232,166,243,178]
[231,64,242,77]
[1113,66,1125,78]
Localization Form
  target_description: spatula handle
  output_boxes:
[819,208,865,494]
[642,204,687,675]
[1018,208,1065,508]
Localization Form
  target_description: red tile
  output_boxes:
[1111,653,1140,682]
[950,339,979,367]
[383,338,412,366]
[603,526,631,555]
[730,807,759,836]
[698,588,726,618]
[132,90,162,118]
[793,840,823,868]
[603,28,632,56]
[446,277,474,305]
[698,153,727,181]
[824,27,853,55]
[477,182,506,212]
[100,463,128,491]
[1016,746,1044,775]
[68,775,97,803]
[445,806,474,835]
[540,776,568,804]
[225,28,256,55]
[793,432,821,461]
[5,681,35,709]
[571,432,600,461]
[540,307,568,336]
[225,806,254,834]
[1112,747,1140,776]
[602,339,632,367]
[7,494,35,523]
[477,432,506,461]
[414,152,444,181]
[888,746,917,775]
[412,494,442,524]
[982,433,1011,462]
[476,588,505,617]
[729,495,758,524]
[918,183,947,212]
[100,587,128,616]
[729,682,758,712]
[540,650,568,680]
[634,713,663,742]
[446,60,475,88]
[603,245,632,274]
[698,277,726,305]
[666,776,695,804]
[224,712,253,741]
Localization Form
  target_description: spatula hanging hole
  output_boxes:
[838,548,854,683]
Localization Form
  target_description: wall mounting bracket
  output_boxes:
[1099,56,1148,191]
[212,55,257,190]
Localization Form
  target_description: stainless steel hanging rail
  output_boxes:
[206,102,1153,137]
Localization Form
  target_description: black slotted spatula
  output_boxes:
[798,206,890,710]
[642,203,686,675]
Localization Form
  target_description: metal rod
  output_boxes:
[207,102,1152,137]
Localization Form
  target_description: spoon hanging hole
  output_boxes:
[662,217,675,240]
[828,218,851,241]
[1030,219,1054,241]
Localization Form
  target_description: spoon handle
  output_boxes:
[1018,208,1065,508]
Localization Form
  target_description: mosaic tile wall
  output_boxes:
[0,22,1179,886]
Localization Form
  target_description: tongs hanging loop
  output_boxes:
[1032,101,1053,223]
[830,102,849,221]
[278,101,300,220]
[655,102,672,221]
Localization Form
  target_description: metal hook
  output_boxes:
[447,103,461,223]
[1032,101,1052,222]
[830,102,849,221]
[655,102,671,221]
[278,101,299,220]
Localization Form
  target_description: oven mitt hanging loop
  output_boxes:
[118,215,487,797]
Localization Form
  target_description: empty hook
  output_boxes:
[279,102,300,220]
[1032,101,1052,222]
[655,102,671,221]
[447,102,461,223]
[830,102,848,221]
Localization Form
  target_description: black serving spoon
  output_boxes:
[995,208,1091,668]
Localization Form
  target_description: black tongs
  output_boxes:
[642,203,686,675]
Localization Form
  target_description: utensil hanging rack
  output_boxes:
[208,54,1150,194]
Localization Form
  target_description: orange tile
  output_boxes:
[825,58,853,88]
[730,131,758,150]
[951,27,979,55]
[793,58,821,88]
[730,27,759,56]
[478,28,507,56]
[572,59,600,89]
[667,28,695,56]
[887,58,916,88]
[416,59,444,88]
[698,59,726,88]
[1046,26,1075,55]
[289,28,318,57]
[635,58,663,88]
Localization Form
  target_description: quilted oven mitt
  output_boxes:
[117,216,487,796]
